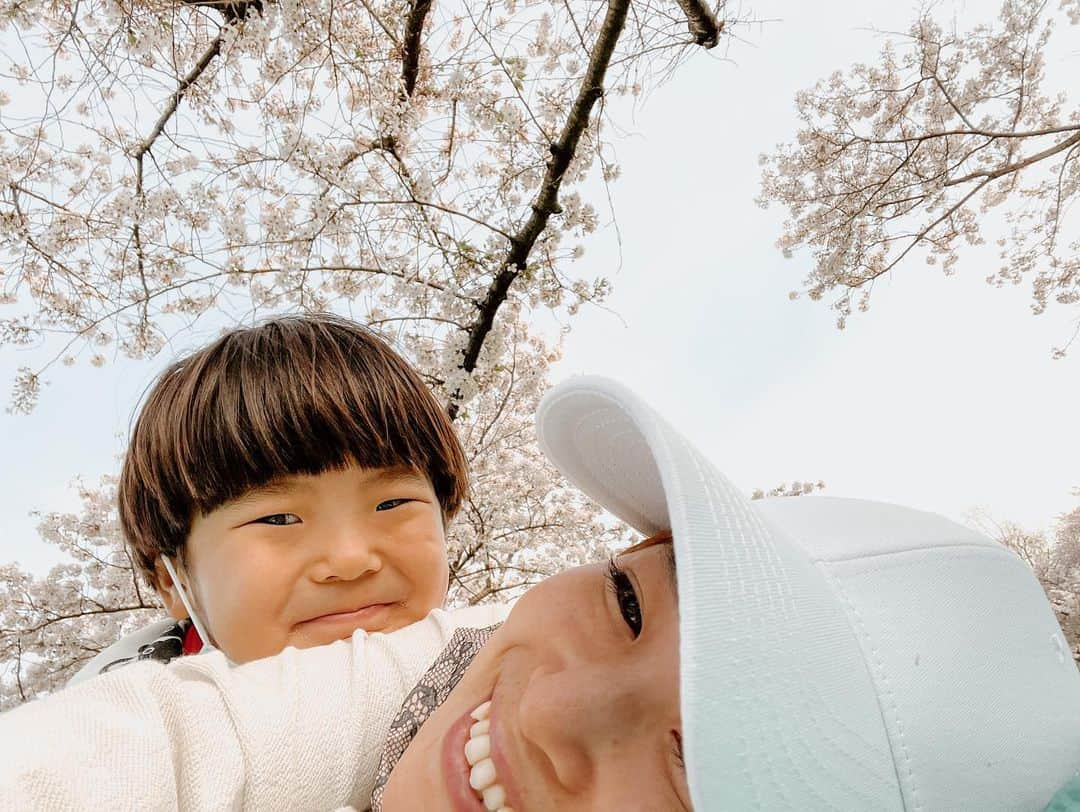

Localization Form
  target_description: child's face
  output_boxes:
[156,464,450,663]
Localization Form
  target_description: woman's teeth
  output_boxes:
[465,701,514,812]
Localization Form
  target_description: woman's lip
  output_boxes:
[295,603,395,629]
[487,696,525,811]
[441,707,486,812]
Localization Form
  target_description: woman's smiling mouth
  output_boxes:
[464,701,515,811]
[442,698,520,812]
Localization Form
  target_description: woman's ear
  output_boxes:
[153,557,191,621]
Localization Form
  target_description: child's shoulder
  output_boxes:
[69,617,192,686]
[432,602,513,630]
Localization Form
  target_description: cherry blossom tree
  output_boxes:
[750,479,825,500]
[969,494,1080,663]
[0,0,724,705]
[759,0,1079,353]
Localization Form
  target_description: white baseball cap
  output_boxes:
[535,375,1080,811]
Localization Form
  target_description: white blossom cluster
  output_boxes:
[445,321,629,605]
[968,495,1080,664]
[750,480,825,501]
[758,0,1078,352]
[0,0,714,407]
[0,477,164,709]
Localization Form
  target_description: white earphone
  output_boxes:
[160,555,217,653]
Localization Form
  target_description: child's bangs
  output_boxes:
[173,322,454,517]
[119,314,468,591]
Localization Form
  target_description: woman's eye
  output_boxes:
[605,558,643,638]
[253,513,301,526]
[376,498,412,512]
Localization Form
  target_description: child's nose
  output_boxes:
[311,526,383,582]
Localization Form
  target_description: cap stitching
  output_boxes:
[811,540,1007,566]
[821,563,920,811]
[821,542,1018,574]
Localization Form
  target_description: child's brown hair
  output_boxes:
[117,314,468,590]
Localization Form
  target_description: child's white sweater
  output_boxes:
[0,604,509,811]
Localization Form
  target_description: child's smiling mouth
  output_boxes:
[294,602,399,635]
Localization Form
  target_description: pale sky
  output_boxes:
[2,0,1078,575]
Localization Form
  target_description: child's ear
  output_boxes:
[153,557,190,622]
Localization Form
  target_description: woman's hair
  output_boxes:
[117,314,468,589]
[624,530,674,554]
[622,530,677,587]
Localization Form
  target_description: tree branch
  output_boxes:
[860,122,1080,145]
[672,0,722,48]
[400,0,433,99]
[7,603,158,636]
[945,130,1080,187]
[127,35,224,335]
[449,0,631,417]
[863,177,990,284]
[132,35,223,163]
[356,0,399,47]
[178,0,261,24]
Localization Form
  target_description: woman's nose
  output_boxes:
[311,524,383,582]
[516,662,641,794]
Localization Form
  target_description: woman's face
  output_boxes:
[380,543,691,811]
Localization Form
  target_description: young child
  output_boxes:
[72,313,469,679]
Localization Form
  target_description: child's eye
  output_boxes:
[375,498,412,512]
[605,558,643,638]
[253,513,301,526]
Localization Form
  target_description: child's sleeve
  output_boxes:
[0,604,510,811]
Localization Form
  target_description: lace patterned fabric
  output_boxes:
[370,623,501,811]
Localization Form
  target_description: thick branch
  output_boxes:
[449,0,631,417]
[179,0,262,23]
[673,0,722,48]
[945,130,1080,187]
[401,0,433,99]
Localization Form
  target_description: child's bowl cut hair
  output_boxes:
[118,314,468,590]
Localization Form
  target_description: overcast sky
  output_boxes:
[2,0,1078,575]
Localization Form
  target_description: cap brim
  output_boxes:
[535,376,903,810]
